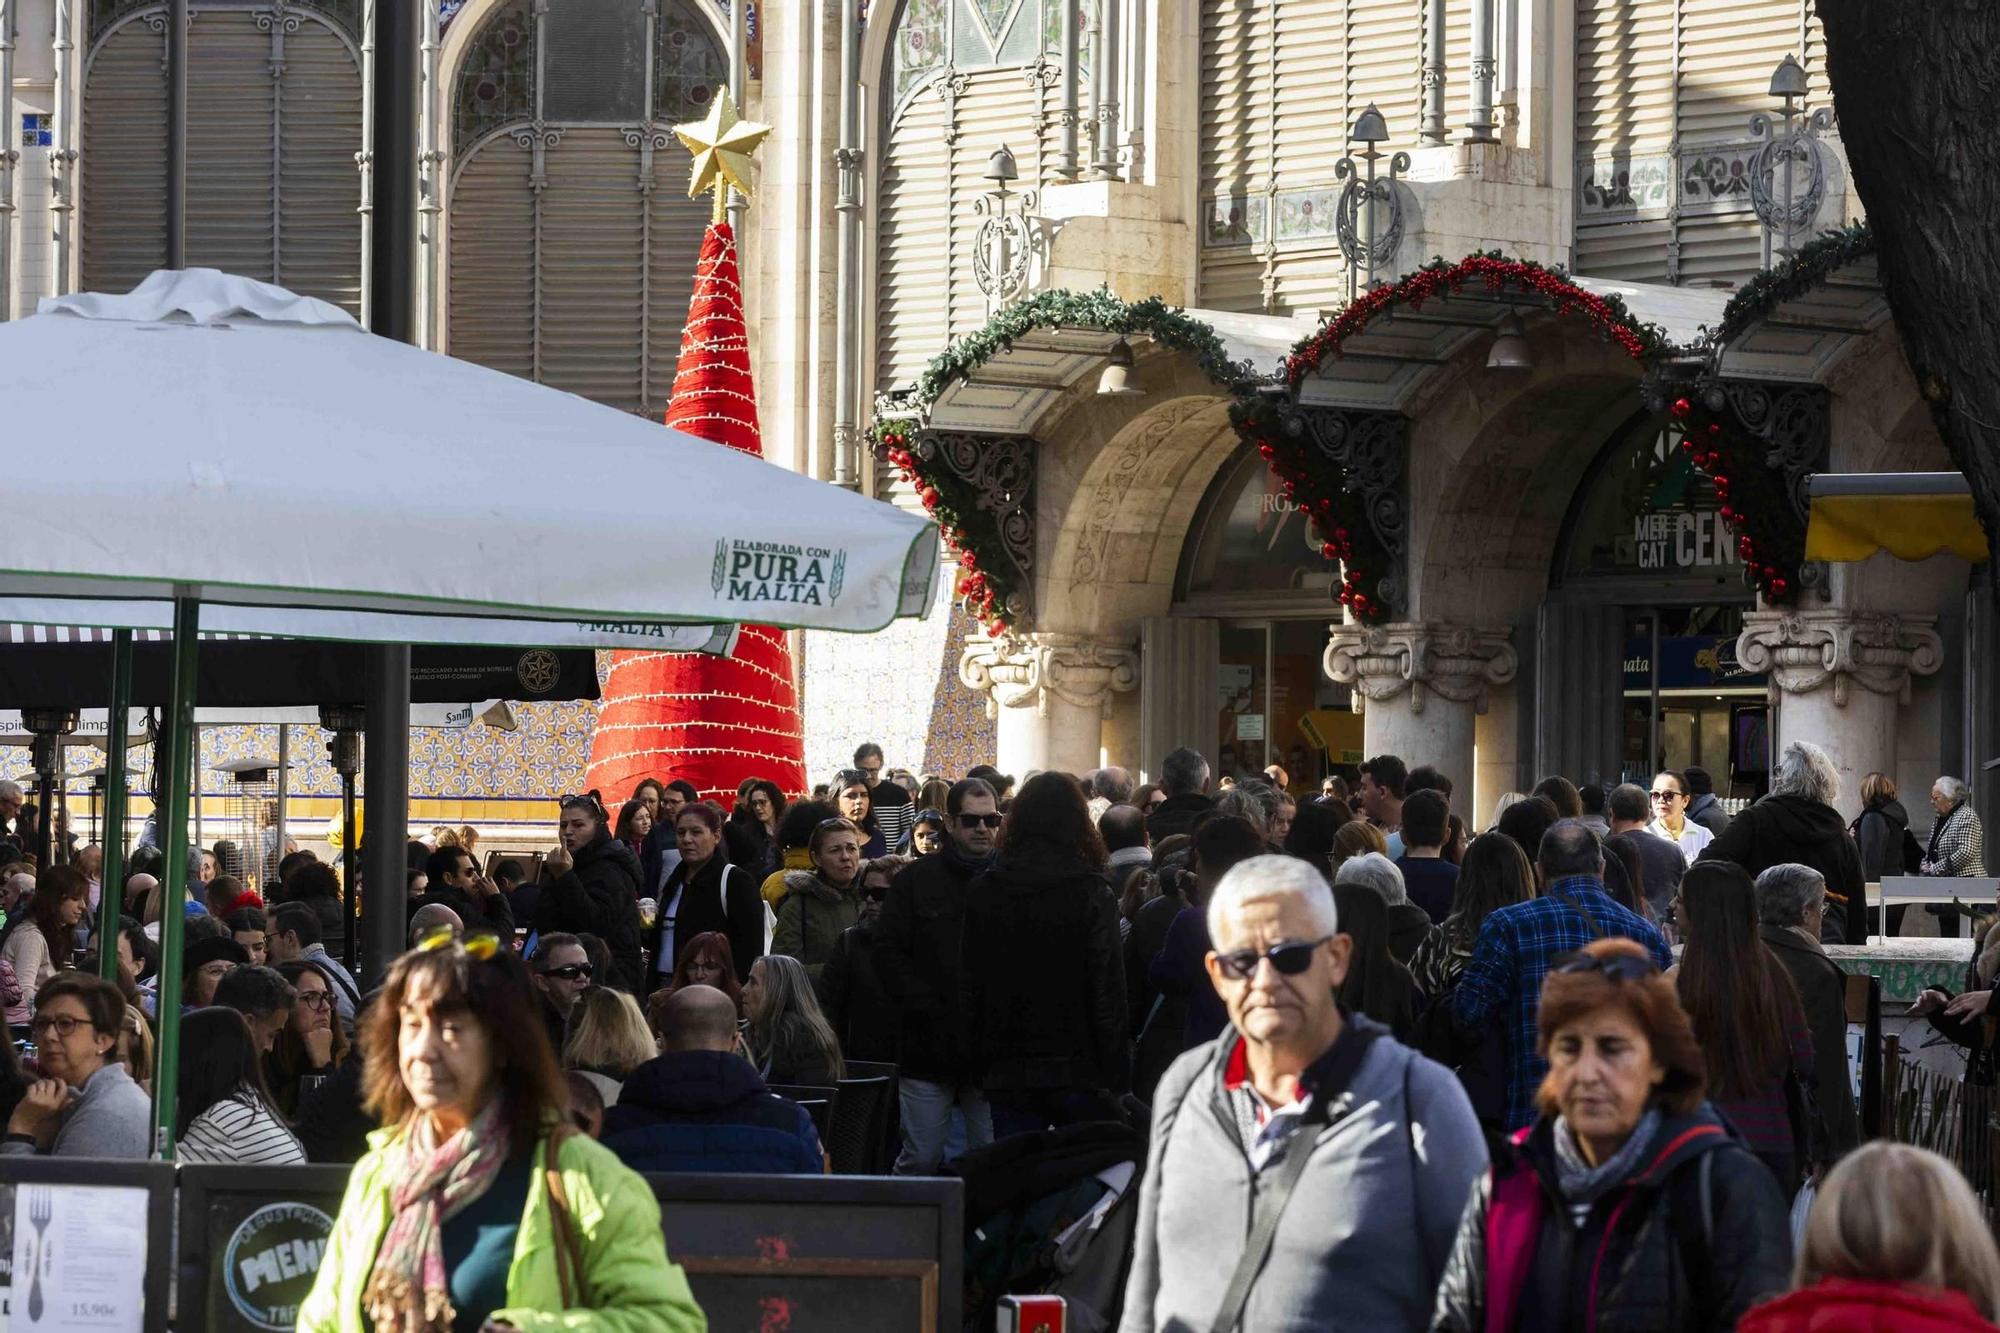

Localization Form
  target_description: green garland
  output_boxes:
[874,240,1878,634]
[869,289,1258,633]
[1708,221,1876,349]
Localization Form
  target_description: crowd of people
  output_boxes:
[0,740,1996,1329]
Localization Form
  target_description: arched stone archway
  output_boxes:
[1323,316,1653,819]
[958,348,1251,774]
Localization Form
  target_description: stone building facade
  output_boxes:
[2,0,1984,827]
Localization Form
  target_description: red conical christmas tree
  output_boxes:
[584,221,808,805]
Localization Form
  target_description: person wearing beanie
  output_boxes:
[184,935,250,1009]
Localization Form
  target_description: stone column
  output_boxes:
[1737,609,1944,820]
[1324,622,1517,785]
[959,631,1139,776]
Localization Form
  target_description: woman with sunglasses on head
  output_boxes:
[535,794,647,994]
[1646,770,1714,864]
[652,801,764,993]
[1431,936,1792,1332]
[1674,860,1817,1194]
[771,817,866,984]
[831,770,889,858]
[298,933,705,1333]
[909,810,947,857]
[723,780,787,879]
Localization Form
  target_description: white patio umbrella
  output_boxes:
[0,268,938,1156]
[0,269,936,630]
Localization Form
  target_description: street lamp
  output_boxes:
[1097,337,1144,396]
[1486,312,1534,370]
[1748,54,1834,264]
[20,707,78,867]
[1335,105,1410,300]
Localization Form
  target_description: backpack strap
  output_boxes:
[1206,1103,1325,1333]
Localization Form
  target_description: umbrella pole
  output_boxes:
[96,630,133,981]
[150,596,199,1160]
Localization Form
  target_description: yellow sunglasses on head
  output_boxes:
[416,927,501,960]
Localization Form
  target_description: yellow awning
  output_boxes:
[1805,474,1989,564]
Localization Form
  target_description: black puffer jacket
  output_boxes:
[1430,1107,1792,1333]
[1697,794,1867,944]
[960,850,1129,1095]
[533,831,646,993]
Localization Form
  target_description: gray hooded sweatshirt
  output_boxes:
[1119,1014,1486,1333]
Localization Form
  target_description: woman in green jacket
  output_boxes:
[770,816,865,984]
[297,930,706,1333]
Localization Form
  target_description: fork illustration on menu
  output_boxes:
[26,1186,52,1323]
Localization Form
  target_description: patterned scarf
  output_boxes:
[362,1100,511,1333]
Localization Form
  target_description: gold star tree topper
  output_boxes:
[675,87,772,221]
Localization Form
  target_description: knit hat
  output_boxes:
[184,935,250,971]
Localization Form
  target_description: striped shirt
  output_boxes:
[177,1092,306,1165]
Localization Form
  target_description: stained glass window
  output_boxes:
[892,0,947,103]
[453,0,535,156]
[655,5,728,123]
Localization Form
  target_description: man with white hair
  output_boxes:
[1754,863,1859,1156]
[1697,740,1867,943]
[1119,856,1484,1333]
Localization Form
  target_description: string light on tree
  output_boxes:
[584,90,807,806]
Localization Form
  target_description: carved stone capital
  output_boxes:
[1323,622,1517,716]
[959,631,1139,720]
[1737,610,1944,706]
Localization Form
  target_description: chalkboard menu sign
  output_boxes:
[0,1159,174,1333]
[177,1165,350,1333]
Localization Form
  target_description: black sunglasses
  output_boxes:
[1213,935,1335,981]
[955,812,1002,829]
[538,963,593,981]
[1551,950,1658,982]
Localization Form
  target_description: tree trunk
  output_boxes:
[1816,0,2000,545]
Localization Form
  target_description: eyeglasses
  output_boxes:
[1213,935,1335,981]
[29,1014,95,1039]
[956,813,1002,829]
[1648,789,1684,802]
[417,927,501,960]
[538,963,593,982]
[559,793,605,816]
[1551,949,1660,981]
[296,990,335,1011]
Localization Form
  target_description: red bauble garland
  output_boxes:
[1235,252,1670,624]
[583,223,810,805]
[874,426,1010,636]
[1668,395,1802,604]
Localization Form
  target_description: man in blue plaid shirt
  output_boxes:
[1450,820,1672,1129]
